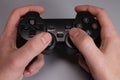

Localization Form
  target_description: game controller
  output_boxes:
[16,11,101,56]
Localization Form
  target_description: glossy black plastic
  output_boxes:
[16,11,101,56]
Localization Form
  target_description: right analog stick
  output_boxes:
[65,34,76,49]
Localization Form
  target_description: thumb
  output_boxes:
[16,32,52,66]
[69,28,102,63]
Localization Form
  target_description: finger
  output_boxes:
[69,28,103,63]
[78,54,89,73]
[79,58,89,73]
[75,5,118,40]
[23,54,44,77]
[1,5,44,47]
[16,32,51,67]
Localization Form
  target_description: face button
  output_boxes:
[82,17,90,24]
[76,23,83,29]
[92,23,98,30]
[86,30,92,36]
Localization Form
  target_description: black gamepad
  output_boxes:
[16,11,101,56]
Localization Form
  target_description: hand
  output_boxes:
[0,6,51,80]
[69,5,120,80]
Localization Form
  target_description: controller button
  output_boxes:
[65,26,72,29]
[86,30,92,36]
[48,25,55,29]
[57,32,64,38]
[92,23,98,30]
[82,17,90,24]
[29,19,36,25]
[76,24,83,29]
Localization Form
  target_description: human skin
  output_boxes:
[69,5,120,80]
[0,6,52,80]
[0,5,120,80]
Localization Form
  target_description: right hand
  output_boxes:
[69,5,120,80]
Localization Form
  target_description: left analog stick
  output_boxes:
[46,33,56,50]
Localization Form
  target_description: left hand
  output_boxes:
[0,5,52,80]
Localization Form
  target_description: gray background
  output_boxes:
[0,0,120,80]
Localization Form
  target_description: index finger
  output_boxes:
[75,5,118,40]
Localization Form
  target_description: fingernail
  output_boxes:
[41,32,51,44]
[69,28,79,38]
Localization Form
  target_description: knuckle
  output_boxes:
[11,6,25,16]
[85,5,92,8]
[77,34,93,49]
[101,8,106,13]
[98,8,107,14]
[100,8,105,11]
[28,41,36,50]
[81,35,91,45]
[12,8,20,15]
[85,5,106,13]
[111,36,120,44]
[104,35,120,48]
[39,38,46,48]
[28,39,44,51]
